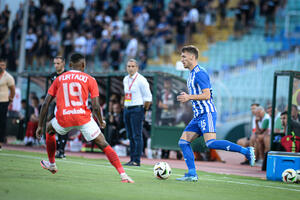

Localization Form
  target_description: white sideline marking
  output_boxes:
[1,152,300,192]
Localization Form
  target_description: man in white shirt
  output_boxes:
[74,33,87,55]
[0,59,15,150]
[123,59,152,166]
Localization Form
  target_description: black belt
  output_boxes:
[125,105,143,110]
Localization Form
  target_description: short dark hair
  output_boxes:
[251,103,260,107]
[54,56,65,62]
[181,45,199,59]
[70,53,85,64]
[0,58,7,63]
[32,96,39,103]
[281,111,288,116]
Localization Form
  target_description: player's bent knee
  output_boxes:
[180,131,198,142]
[94,133,109,150]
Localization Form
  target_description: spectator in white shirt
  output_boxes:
[125,37,138,60]
[123,59,152,166]
[110,16,124,37]
[74,32,87,55]
[25,28,37,68]
[188,7,199,34]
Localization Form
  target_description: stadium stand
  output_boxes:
[0,0,299,149]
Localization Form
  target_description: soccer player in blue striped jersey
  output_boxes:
[176,45,255,182]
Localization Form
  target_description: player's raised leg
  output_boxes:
[204,132,255,166]
[200,113,255,166]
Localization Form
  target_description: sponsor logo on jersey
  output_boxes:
[63,108,86,115]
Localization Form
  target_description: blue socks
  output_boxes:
[178,139,196,176]
[205,139,248,156]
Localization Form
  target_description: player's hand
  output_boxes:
[100,120,106,129]
[177,92,190,103]
[36,126,43,140]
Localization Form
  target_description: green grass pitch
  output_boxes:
[0,150,299,200]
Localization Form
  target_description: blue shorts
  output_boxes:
[184,112,217,135]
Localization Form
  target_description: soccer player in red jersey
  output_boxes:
[36,53,134,183]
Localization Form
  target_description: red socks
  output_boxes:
[46,133,56,164]
[103,145,125,174]
[46,135,124,174]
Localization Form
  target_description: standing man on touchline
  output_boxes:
[176,45,255,182]
[0,59,15,151]
[123,59,152,166]
[36,53,134,183]
[49,56,67,159]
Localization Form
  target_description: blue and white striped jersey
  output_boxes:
[187,65,216,118]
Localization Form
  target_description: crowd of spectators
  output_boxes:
[233,0,287,40]
[0,0,198,72]
[0,0,288,73]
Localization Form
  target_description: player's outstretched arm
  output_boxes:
[91,96,106,129]
[36,94,55,140]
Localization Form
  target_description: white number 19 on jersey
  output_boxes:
[63,82,83,107]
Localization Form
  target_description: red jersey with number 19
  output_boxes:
[48,70,99,128]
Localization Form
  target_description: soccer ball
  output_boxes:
[296,170,300,183]
[282,168,297,183]
[153,162,171,179]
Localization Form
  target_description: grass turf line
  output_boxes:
[0,150,299,200]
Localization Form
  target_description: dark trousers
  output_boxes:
[0,102,9,143]
[124,106,144,164]
[57,134,68,154]
[17,119,26,141]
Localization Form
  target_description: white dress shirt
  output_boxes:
[123,72,152,107]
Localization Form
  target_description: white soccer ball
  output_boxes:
[282,168,297,183]
[296,170,300,183]
[153,162,172,179]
